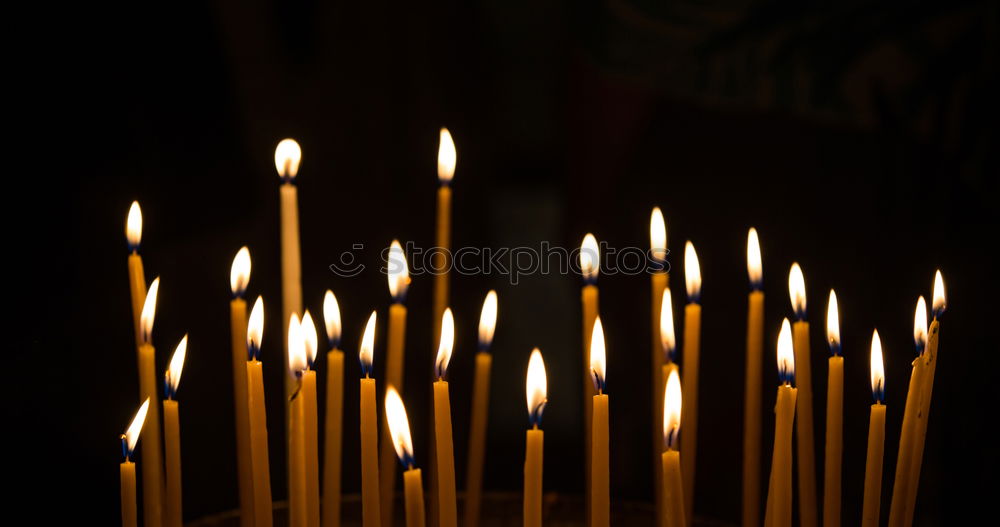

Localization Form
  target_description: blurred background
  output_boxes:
[12,0,998,524]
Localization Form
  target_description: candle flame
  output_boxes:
[777,317,795,384]
[478,290,498,350]
[126,201,142,250]
[274,138,302,179]
[435,308,455,379]
[747,228,762,289]
[302,310,319,368]
[932,270,947,318]
[590,317,607,392]
[871,329,885,403]
[139,277,160,345]
[580,233,599,283]
[788,263,807,319]
[526,348,548,426]
[385,386,415,467]
[123,398,150,459]
[650,207,666,263]
[230,246,251,296]
[287,313,307,378]
[663,368,682,450]
[323,290,342,348]
[914,296,928,353]
[826,290,840,355]
[247,296,264,360]
[165,334,188,398]
[359,310,377,376]
[659,287,676,361]
[684,241,701,302]
[387,239,410,301]
[437,127,456,183]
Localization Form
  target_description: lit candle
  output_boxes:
[681,241,701,523]
[277,138,304,402]
[764,319,797,527]
[288,314,309,527]
[903,272,946,526]
[163,335,188,527]
[121,398,150,527]
[650,207,668,527]
[743,228,764,527]
[464,290,497,527]
[138,277,164,527]
[580,233,600,515]
[662,369,685,527]
[385,387,425,527]
[358,312,381,527]
[247,297,274,527]
[524,349,548,527]
[430,308,458,527]
[323,291,344,527]
[823,291,843,527]
[301,311,321,527]
[590,317,610,527]
[432,128,456,344]
[788,263,817,527]
[126,201,146,348]
[380,240,410,525]
[887,296,928,527]
[862,331,887,527]
[229,247,254,527]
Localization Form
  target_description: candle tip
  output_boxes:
[932,270,947,318]
[230,246,251,296]
[659,288,676,362]
[437,127,456,183]
[663,368,682,450]
[478,290,498,350]
[323,290,342,348]
[684,241,701,302]
[788,263,807,319]
[359,311,377,375]
[387,240,410,302]
[870,329,885,404]
[590,317,607,392]
[580,234,599,283]
[650,207,667,264]
[274,138,302,180]
[435,308,455,379]
[747,228,762,289]
[247,296,264,360]
[526,348,548,426]
[777,318,795,385]
[126,201,142,251]
[385,386,415,468]
[139,277,160,345]
[826,290,840,356]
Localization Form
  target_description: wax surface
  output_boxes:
[433,381,458,527]
[888,356,925,527]
[592,393,610,527]
[302,372,320,527]
[823,356,844,527]
[862,404,886,527]
[904,318,940,526]
[765,385,797,527]
[432,185,451,344]
[662,450,686,527]
[380,303,407,526]
[651,272,667,527]
[323,350,344,527]
[164,400,183,527]
[139,343,164,527]
[581,284,598,519]
[464,352,492,527]
[280,182,303,400]
[121,461,137,527]
[523,428,544,527]
[127,253,146,349]
[743,291,764,527]
[230,298,253,527]
[290,392,307,527]
[792,321,818,527]
[359,377,381,527]
[247,361,273,527]
[681,302,701,524]
[403,468,426,527]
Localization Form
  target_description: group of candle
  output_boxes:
[116,132,947,527]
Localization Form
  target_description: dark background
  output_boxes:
[11,0,998,524]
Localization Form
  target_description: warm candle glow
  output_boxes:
[478,290,498,350]
[323,290,342,348]
[580,233,599,283]
[387,239,410,302]
[914,296,928,353]
[359,310,377,376]
[747,228,762,289]
[287,313,308,378]
[660,287,676,360]
[932,270,947,318]
[126,201,142,250]
[788,263,807,319]
[123,398,150,459]
[684,241,701,302]
[165,334,188,399]
[437,128,456,183]
[870,330,885,403]
[302,310,319,368]
[385,386,415,467]
[247,296,264,360]
[230,246,251,297]
[827,290,840,355]
[526,348,548,426]
[590,316,607,392]
[650,207,666,263]
[139,277,160,345]
[435,307,455,379]
[663,368,682,450]
[275,138,302,179]
[777,318,795,385]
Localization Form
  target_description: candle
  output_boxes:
[823,291,843,527]
[887,296,928,527]
[649,207,669,527]
[323,291,344,527]
[590,317,610,527]
[163,335,188,527]
[764,319,797,527]
[247,297,274,527]
[380,239,410,525]
[432,127,456,344]
[580,232,600,517]
[126,201,146,348]
[276,139,304,403]
[230,247,254,527]
[138,277,165,527]
[743,228,764,527]
[680,241,701,523]
[862,331,887,527]
[662,368,685,527]
[358,312,381,527]
[385,387,424,527]
[788,263,818,527]
[524,349,548,527]
[121,398,150,527]
[429,308,458,527]
[302,311,321,527]
[658,283,677,526]
[288,314,309,527]
[464,290,497,527]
